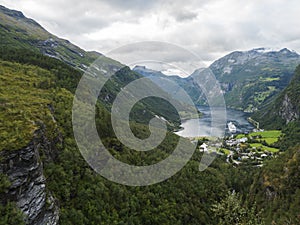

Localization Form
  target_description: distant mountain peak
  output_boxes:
[0,5,109,70]
[133,65,185,78]
[208,47,300,112]
[0,5,25,18]
[133,65,166,77]
[250,47,298,55]
[0,5,43,28]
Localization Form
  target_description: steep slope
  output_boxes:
[0,6,265,225]
[248,144,300,224]
[133,66,204,105]
[2,5,300,225]
[0,5,108,71]
[134,48,300,112]
[209,48,300,112]
[0,5,190,129]
[0,6,197,225]
[246,66,300,224]
[0,59,68,225]
[0,36,233,225]
[252,65,300,129]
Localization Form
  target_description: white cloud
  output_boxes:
[1,0,300,68]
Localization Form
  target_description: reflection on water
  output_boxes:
[176,106,254,137]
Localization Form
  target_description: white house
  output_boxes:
[261,153,268,158]
[237,137,248,143]
[199,143,208,152]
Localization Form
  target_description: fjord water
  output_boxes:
[176,106,254,137]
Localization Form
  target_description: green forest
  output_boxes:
[0,4,300,224]
[0,44,299,224]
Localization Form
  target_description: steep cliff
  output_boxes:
[280,93,299,123]
[248,65,300,224]
[253,64,300,129]
[209,48,300,112]
[0,129,60,225]
[0,59,65,224]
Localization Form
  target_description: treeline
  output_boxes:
[0,47,82,92]
[1,44,299,224]
[0,46,265,224]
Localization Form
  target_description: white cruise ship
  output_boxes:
[227,122,237,133]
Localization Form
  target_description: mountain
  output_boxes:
[1,5,300,225]
[247,143,300,224]
[133,66,204,104]
[134,57,300,224]
[0,5,193,129]
[209,48,300,112]
[243,64,300,224]
[252,64,300,129]
[134,48,300,112]
[0,9,236,225]
[0,5,110,70]
[0,6,201,225]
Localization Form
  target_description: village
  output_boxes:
[194,127,282,167]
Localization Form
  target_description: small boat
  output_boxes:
[228,122,237,133]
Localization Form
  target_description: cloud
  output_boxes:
[173,11,198,22]
[0,0,300,70]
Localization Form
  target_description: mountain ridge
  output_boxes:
[1,5,300,225]
[134,47,300,112]
[252,64,300,129]
[0,5,110,71]
[0,5,190,129]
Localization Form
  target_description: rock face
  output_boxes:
[0,130,59,225]
[280,94,299,123]
[252,64,300,129]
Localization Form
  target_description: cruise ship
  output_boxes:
[227,122,237,133]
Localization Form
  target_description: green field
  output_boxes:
[236,133,247,139]
[251,130,282,138]
[250,143,279,153]
[237,130,281,141]
[236,130,281,152]
[258,137,278,145]
[219,148,231,155]
[260,77,280,82]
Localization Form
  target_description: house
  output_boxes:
[237,137,248,143]
[241,156,249,160]
[199,143,208,152]
[226,139,238,146]
[261,153,268,158]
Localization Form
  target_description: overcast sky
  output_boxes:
[1,0,300,69]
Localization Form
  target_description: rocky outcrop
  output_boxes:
[280,94,299,124]
[209,48,300,111]
[0,129,60,225]
[220,82,234,92]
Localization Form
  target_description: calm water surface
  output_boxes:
[176,106,254,137]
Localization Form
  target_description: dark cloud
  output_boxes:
[173,11,198,22]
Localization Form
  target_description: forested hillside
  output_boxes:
[209,48,300,112]
[253,65,300,129]
[1,5,300,225]
[247,65,300,224]
[0,46,265,225]
[133,49,300,112]
[0,5,185,129]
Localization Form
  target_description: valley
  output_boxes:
[134,48,300,113]
[0,4,299,225]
